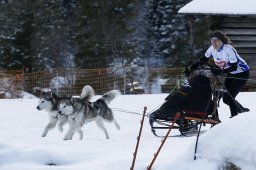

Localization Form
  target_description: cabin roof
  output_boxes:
[179,0,256,15]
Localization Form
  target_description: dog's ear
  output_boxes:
[32,87,41,94]
[51,92,58,99]
[71,97,75,104]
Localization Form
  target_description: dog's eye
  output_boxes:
[41,101,44,103]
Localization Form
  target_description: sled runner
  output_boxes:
[149,63,222,137]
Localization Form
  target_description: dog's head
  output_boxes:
[58,98,75,116]
[36,92,59,111]
[36,94,53,110]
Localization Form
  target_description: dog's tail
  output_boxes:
[100,90,121,104]
[80,85,95,100]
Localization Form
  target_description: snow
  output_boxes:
[0,92,256,170]
[178,0,256,15]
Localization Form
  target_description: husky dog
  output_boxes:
[36,89,85,139]
[58,88,121,140]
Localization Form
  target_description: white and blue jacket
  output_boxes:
[205,44,249,74]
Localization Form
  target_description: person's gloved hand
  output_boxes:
[183,67,190,77]
[190,61,202,71]
[211,68,222,76]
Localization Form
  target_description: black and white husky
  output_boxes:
[36,88,86,139]
[58,88,121,140]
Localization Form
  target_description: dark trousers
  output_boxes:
[222,71,250,117]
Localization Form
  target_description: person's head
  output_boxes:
[210,30,230,49]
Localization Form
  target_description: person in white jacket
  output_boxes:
[201,30,250,118]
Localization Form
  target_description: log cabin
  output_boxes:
[179,0,256,66]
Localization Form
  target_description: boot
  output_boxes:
[238,107,250,113]
[236,101,249,113]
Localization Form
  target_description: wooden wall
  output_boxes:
[212,15,256,66]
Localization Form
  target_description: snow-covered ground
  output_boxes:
[0,92,255,170]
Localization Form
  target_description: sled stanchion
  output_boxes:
[147,112,180,170]
[194,120,204,160]
[130,107,147,170]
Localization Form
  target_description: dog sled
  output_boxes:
[131,62,251,169]
[148,63,222,137]
[131,63,223,170]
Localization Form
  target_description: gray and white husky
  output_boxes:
[58,88,121,140]
[36,88,88,139]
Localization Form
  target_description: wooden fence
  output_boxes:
[0,66,256,98]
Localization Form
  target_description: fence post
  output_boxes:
[22,69,24,93]
[123,65,126,94]
[56,68,59,95]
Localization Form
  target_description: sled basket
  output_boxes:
[149,109,220,137]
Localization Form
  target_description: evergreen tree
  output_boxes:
[28,0,77,70]
[74,0,137,68]
[0,0,77,71]
[122,0,154,67]
[0,1,32,70]
[147,0,209,67]
[0,0,210,71]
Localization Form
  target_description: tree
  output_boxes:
[0,1,32,70]
[28,0,77,70]
[0,0,77,71]
[146,0,209,67]
[0,0,210,72]
[74,0,138,68]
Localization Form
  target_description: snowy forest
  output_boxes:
[0,0,210,72]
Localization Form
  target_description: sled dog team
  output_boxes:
[36,85,121,140]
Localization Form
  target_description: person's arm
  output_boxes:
[223,62,237,73]
[183,46,212,76]
[191,46,212,69]
[200,56,209,64]
[224,45,238,73]
[211,62,237,75]
[188,56,209,71]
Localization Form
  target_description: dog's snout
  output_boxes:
[58,110,63,115]
[36,106,40,110]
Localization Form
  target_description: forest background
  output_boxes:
[0,0,211,72]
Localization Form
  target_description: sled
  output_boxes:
[149,109,220,137]
[149,64,222,137]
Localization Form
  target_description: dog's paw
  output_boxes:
[58,126,64,132]
[63,136,69,140]
[41,133,46,137]
[116,124,120,130]
[114,122,120,130]
[63,134,72,140]
[77,130,83,140]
